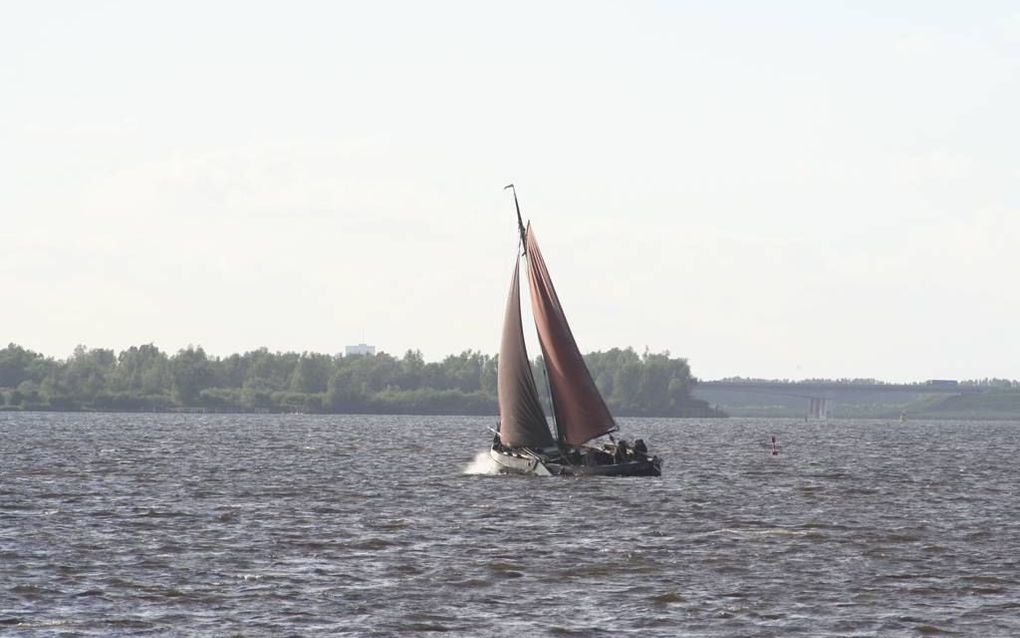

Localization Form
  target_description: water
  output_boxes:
[2,413,1019,636]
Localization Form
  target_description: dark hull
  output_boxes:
[489,446,662,477]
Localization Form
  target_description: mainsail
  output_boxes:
[525,224,617,445]
[497,256,555,448]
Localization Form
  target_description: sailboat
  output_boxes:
[489,185,662,477]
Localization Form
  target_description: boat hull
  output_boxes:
[489,446,661,477]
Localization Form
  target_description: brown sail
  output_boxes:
[497,256,555,448]
[525,224,617,445]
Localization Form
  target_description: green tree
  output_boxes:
[64,346,116,399]
[242,348,298,392]
[111,344,170,395]
[172,346,214,404]
[0,343,50,388]
[396,349,425,390]
[288,353,332,393]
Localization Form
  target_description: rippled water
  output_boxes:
[2,413,1019,636]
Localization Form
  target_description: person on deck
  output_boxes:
[615,440,628,463]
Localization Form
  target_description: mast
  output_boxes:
[505,184,562,442]
[502,185,615,446]
[496,187,554,449]
[504,184,527,251]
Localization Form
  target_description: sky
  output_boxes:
[2,1,1019,382]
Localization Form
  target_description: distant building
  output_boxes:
[345,343,376,357]
[925,379,958,388]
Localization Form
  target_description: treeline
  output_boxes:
[0,343,718,417]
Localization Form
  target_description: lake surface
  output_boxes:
[2,413,1019,636]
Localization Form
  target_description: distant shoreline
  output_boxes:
[3,406,1018,421]
[5,343,1017,420]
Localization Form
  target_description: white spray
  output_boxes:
[463,449,501,475]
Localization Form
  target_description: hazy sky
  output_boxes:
[3,1,1018,382]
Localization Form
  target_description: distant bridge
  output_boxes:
[694,380,984,419]
[699,380,984,394]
